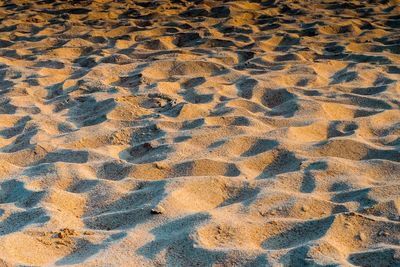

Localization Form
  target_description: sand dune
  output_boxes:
[0,0,399,266]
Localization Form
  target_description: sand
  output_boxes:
[0,0,399,266]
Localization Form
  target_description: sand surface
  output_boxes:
[0,0,399,266]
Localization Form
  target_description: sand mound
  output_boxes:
[0,0,399,266]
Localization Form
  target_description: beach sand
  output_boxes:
[0,0,399,266]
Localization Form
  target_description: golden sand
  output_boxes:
[0,0,399,266]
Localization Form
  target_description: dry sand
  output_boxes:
[0,0,399,266]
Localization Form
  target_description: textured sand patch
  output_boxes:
[0,0,399,266]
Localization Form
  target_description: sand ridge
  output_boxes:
[0,0,399,266]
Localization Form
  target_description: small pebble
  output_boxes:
[154,162,168,170]
[143,142,153,149]
[84,231,95,235]
[357,232,366,241]
[378,230,389,237]
[58,232,66,239]
[151,206,165,214]
[305,255,313,260]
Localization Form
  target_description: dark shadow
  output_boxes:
[207,38,236,48]
[329,182,351,192]
[244,255,272,267]
[262,216,334,250]
[262,88,296,109]
[172,161,194,178]
[129,124,165,145]
[171,160,240,178]
[69,79,113,96]
[300,161,328,193]
[324,42,345,54]
[84,180,167,230]
[180,8,209,18]
[341,93,392,110]
[0,80,13,96]
[55,232,127,266]
[349,248,400,267]
[112,63,148,95]
[218,186,260,208]
[33,60,65,69]
[330,67,358,85]
[1,126,38,153]
[352,85,387,95]
[225,163,241,176]
[174,135,191,143]
[43,82,64,100]
[262,88,298,118]
[68,179,100,194]
[331,188,377,211]
[181,118,204,130]
[0,116,30,139]
[364,148,400,162]
[236,77,258,99]
[67,96,116,127]
[181,77,206,89]
[374,74,394,86]
[302,90,321,96]
[210,5,230,18]
[0,98,16,114]
[230,116,251,126]
[97,161,131,181]
[0,207,49,236]
[296,78,309,87]
[37,149,89,164]
[279,245,311,266]
[348,54,391,65]
[208,140,226,149]
[209,102,234,116]
[0,179,44,208]
[122,143,173,164]
[137,213,210,261]
[274,34,300,52]
[22,163,56,177]
[354,108,383,118]
[327,121,358,138]
[180,77,213,104]
[275,53,299,62]
[173,32,205,47]
[74,55,98,69]
[241,139,279,157]
[257,150,303,179]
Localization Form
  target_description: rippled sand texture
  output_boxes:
[0,0,399,266]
